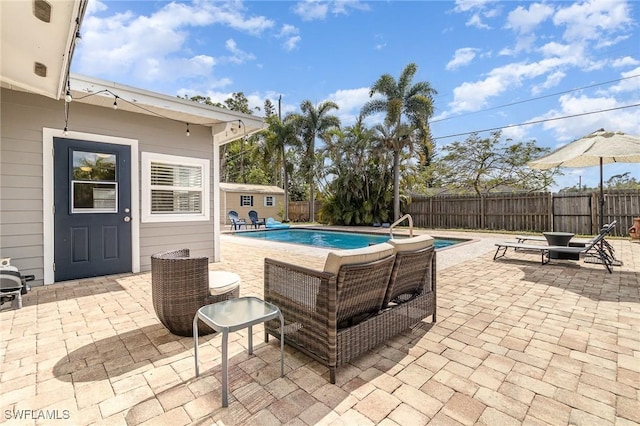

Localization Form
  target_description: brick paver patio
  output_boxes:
[1,230,638,425]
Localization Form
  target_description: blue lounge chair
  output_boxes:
[228,211,247,230]
[248,210,265,229]
[265,217,290,229]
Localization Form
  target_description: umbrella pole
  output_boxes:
[599,157,604,231]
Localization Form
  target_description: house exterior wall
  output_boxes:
[220,190,285,226]
[0,88,216,285]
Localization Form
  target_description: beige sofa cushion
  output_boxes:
[323,242,395,275]
[388,234,434,253]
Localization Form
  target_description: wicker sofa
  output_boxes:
[264,234,436,383]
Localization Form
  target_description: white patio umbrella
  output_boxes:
[528,128,640,229]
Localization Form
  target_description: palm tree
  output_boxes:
[320,115,393,225]
[263,113,298,221]
[294,100,340,222]
[361,63,437,221]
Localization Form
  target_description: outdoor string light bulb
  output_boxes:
[63,126,68,136]
[186,123,190,137]
[64,80,73,102]
[112,96,118,110]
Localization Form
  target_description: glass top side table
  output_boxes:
[193,296,284,407]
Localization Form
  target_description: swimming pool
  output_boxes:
[233,228,464,250]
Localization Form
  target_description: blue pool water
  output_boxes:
[233,228,463,250]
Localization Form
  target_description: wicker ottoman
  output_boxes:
[209,271,240,302]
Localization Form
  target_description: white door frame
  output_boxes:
[43,128,140,284]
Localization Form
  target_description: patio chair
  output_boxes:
[248,210,265,229]
[385,234,436,310]
[151,248,216,336]
[493,221,617,272]
[228,210,247,230]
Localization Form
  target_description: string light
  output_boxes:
[64,80,72,103]
[62,81,254,140]
[63,96,70,135]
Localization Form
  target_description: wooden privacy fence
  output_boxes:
[405,189,640,236]
[287,201,322,222]
[287,189,640,236]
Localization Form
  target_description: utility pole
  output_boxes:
[279,95,289,222]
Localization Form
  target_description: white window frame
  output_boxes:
[264,195,275,207]
[240,195,254,207]
[141,152,210,223]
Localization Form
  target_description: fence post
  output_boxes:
[429,196,433,228]
[480,194,485,229]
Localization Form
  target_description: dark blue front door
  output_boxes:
[54,138,132,281]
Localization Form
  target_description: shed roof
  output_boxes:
[220,183,284,194]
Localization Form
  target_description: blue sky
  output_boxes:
[72,0,640,190]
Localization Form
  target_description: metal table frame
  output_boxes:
[193,296,284,407]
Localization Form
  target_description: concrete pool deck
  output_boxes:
[1,228,638,425]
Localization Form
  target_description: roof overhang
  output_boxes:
[68,74,266,145]
[0,0,86,100]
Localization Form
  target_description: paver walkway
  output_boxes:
[1,230,638,425]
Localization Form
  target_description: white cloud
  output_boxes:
[74,0,273,87]
[505,3,554,34]
[277,24,302,51]
[294,0,329,21]
[536,94,640,143]
[466,13,491,29]
[553,0,633,43]
[500,125,528,142]
[449,56,581,113]
[86,0,107,15]
[611,56,640,68]
[532,71,566,95]
[453,0,501,29]
[446,48,479,70]
[453,0,497,13]
[283,36,302,51]
[605,66,640,94]
[293,0,370,21]
[329,87,370,112]
[223,39,256,64]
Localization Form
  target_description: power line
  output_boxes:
[432,103,640,141]
[431,74,640,124]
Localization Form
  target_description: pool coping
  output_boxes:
[225,225,477,253]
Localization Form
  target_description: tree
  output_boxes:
[606,172,640,189]
[361,62,437,221]
[263,113,299,221]
[433,131,558,195]
[291,100,340,222]
[264,99,276,117]
[320,116,393,225]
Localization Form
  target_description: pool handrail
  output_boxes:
[389,214,414,239]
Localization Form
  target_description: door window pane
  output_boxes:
[71,150,118,213]
[72,182,118,212]
[73,151,116,181]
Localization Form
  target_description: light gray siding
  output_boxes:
[1,88,216,285]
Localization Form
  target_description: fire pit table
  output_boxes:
[543,232,578,260]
